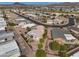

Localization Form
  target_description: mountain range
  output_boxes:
[0,2,79,6]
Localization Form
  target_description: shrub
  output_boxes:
[8,22,16,26]
[58,44,68,57]
[60,44,68,51]
[49,41,60,51]
[36,49,46,57]
[38,43,43,49]
[39,38,44,43]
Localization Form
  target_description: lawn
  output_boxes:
[38,43,43,49]
[49,41,60,51]
[36,49,46,57]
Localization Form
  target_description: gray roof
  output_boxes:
[51,28,71,40]
[69,27,79,32]
[0,18,6,27]
[0,40,20,57]
[0,31,14,40]
[14,18,32,24]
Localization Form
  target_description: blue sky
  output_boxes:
[0,2,14,4]
[0,2,61,5]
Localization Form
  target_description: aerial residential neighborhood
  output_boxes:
[0,2,79,57]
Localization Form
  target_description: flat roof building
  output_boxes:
[0,18,6,31]
[0,40,20,57]
[68,17,76,26]
[69,27,79,39]
[0,31,14,42]
[18,22,36,29]
[64,34,76,41]
[51,28,77,44]
[14,18,32,24]
[0,19,20,57]
[71,51,79,57]
[26,25,45,41]
[0,31,20,57]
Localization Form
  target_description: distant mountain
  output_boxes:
[13,2,26,6]
[0,2,79,6]
[0,2,27,6]
[0,2,64,6]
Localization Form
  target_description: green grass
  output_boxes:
[59,44,68,51]
[39,38,44,43]
[49,41,60,51]
[38,43,43,49]
[49,41,68,56]
[36,49,46,57]
[58,44,68,57]
[36,28,47,57]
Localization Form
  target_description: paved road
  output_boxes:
[45,27,58,56]
[10,11,69,27]
[3,10,34,57]
[66,47,79,56]
[14,27,34,57]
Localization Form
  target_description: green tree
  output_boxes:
[60,8,62,12]
[8,22,16,26]
[53,14,56,16]
[27,27,31,32]
[38,43,43,49]
[43,29,47,39]
[39,38,44,43]
[49,41,60,51]
[36,49,46,57]
[58,44,68,57]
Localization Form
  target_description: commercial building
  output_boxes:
[26,25,45,41]
[68,16,77,26]
[69,27,79,39]
[0,31,20,57]
[0,18,6,30]
[71,51,79,57]
[0,17,20,57]
[51,28,77,44]
[18,22,36,29]
[47,19,53,24]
